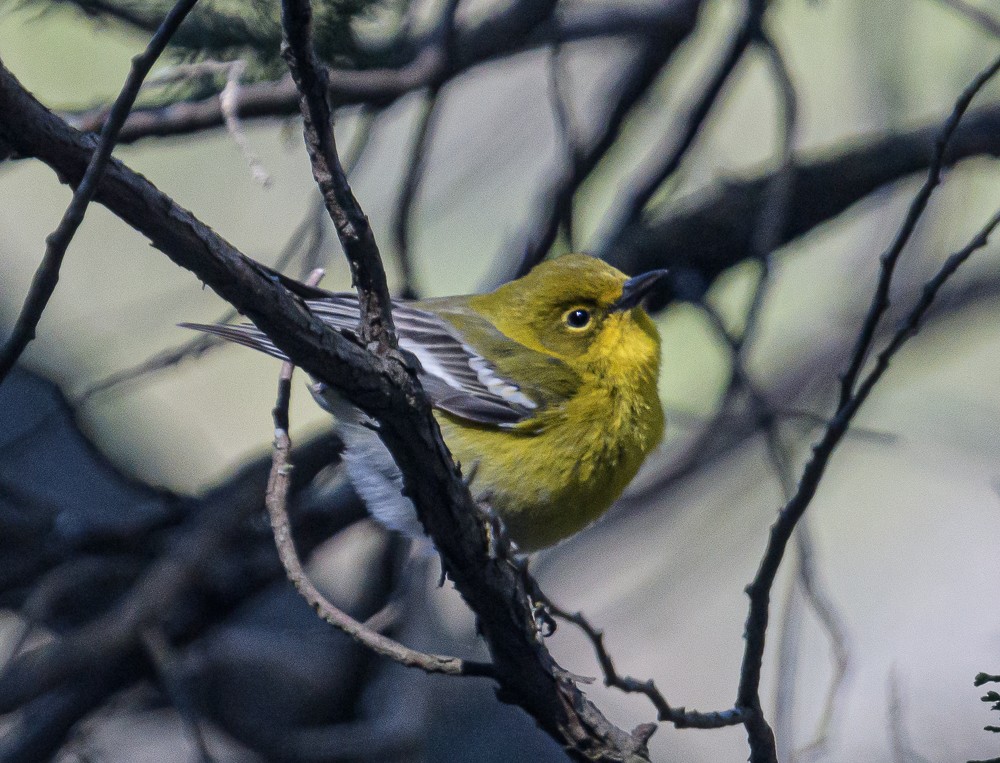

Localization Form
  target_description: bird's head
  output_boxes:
[472,254,668,373]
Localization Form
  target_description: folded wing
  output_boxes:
[181,293,568,429]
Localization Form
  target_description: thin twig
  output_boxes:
[737,31,798,354]
[144,58,275,186]
[738,202,1000,763]
[887,668,934,763]
[362,597,406,634]
[340,106,380,178]
[545,27,580,251]
[763,422,800,762]
[678,28,796,391]
[393,93,439,300]
[837,52,1000,410]
[144,60,235,87]
[763,415,850,763]
[699,302,771,415]
[538,594,749,730]
[0,0,200,385]
[762,408,852,763]
[936,0,1000,37]
[218,60,272,187]
[773,562,802,762]
[505,20,695,281]
[263,278,492,678]
[281,0,396,348]
[392,0,459,299]
[788,522,852,763]
[606,0,764,241]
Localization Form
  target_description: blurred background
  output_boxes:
[1,0,1000,760]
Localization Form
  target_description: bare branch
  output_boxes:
[788,523,852,763]
[218,60,272,187]
[607,0,764,237]
[541,595,750,731]
[392,93,437,300]
[392,0,459,299]
[736,30,798,353]
[738,205,1000,762]
[505,31,693,281]
[280,0,396,348]
[736,53,1000,763]
[64,2,700,145]
[936,0,1000,37]
[887,668,934,763]
[264,323,488,677]
[837,52,1000,409]
[0,0,200,384]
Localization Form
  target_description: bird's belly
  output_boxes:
[316,382,662,553]
[437,403,661,551]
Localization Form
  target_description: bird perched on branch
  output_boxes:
[183,254,666,551]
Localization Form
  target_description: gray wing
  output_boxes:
[181,295,539,427]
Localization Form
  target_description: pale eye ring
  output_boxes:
[564,308,592,329]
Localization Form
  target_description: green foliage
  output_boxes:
[37,0,386,77]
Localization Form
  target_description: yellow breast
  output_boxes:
[437,308,664,551]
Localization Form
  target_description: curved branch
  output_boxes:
[281,0,396,347]
[0,0,200,384]
[265,348,490,677]
[606,0,763,237]
[734,50,1000,760]
[65,1,701,145]
[604,101,1000,306]
[0,58,655,763]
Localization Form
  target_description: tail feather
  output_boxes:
[181,321,430,546]
[178,322,288,361]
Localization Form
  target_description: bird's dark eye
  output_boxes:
[564,308,591,329]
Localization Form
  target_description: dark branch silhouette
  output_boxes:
[0,0,200,384]
[1,3,998,760]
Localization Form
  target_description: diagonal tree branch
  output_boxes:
[502,25,695,282]
[605,0,765,239]
[935,0,1000,37]
[604,101,1000,306]
[836,53,1000,410]
[0,0,200,385]
[278,0,655,758]
[281,0,395,348]
[0,47,654,763]
[734,48,1000,755]
[391,0,460,299]
[62,1,700,145]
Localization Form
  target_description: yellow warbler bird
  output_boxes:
[184,254,666,551]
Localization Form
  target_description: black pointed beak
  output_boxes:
[611,269,670,312]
